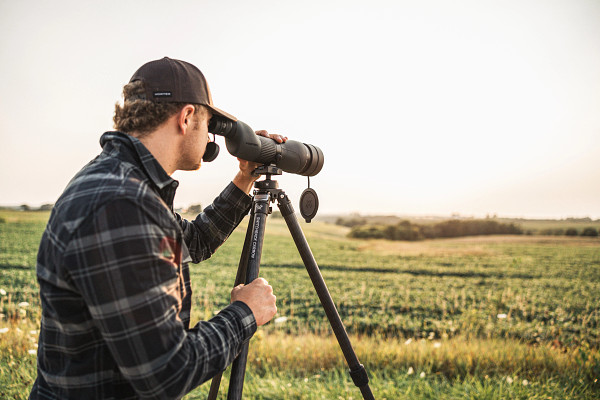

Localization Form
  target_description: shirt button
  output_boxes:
[171,181,179,188]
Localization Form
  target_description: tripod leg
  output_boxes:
[276,192,375,400]
[227,193,271,400]
[207,211,255,400]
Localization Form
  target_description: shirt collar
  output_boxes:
[99,131,179,192]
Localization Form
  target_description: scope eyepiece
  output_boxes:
[208,117,324,176]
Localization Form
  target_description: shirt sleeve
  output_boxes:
[175,182,252,263]
[65,197,256,399]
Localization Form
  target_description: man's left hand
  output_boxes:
[233,130,288,194]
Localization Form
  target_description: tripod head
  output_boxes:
[251,164,319,223]
[252,165,283,177]
[253,165,282,194]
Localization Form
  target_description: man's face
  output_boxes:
[178,107,212,171]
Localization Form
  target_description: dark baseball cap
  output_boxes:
[129,57,237,122]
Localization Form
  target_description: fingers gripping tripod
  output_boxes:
[207,166,374,400]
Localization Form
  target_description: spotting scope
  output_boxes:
[208,117,324,176]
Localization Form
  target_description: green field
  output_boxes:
[1,209,599,399]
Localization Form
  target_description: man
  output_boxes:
[30,57,281,399]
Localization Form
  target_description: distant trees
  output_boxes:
[539,228,565,236]
[8,204,54,212]
[338,215,600,240]
[187,204,202,214]
[581,227,599,237]
[430,219,523,238]
[565,228,579,236]
[348,225,387,239]
[348,219,523,241]
[20,204,54,211]
[335,216,367,227]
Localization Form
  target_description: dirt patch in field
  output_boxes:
[443,235,600,247]
[355,235,600,257]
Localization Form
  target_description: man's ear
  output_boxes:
[177,105,196,135]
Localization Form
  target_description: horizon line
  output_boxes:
[2,204,599,222]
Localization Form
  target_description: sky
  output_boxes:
[1,0,599,219]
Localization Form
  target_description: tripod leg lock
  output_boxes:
[276,192,295,217]
[348,364,369,388]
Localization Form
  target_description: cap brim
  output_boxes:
[206,104,237,122]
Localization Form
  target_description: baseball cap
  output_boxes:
[129,57,237,122]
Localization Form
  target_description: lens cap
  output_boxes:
[299,188,319,223]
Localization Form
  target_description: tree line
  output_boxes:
[346,219,524,241]
[341,218,600,241]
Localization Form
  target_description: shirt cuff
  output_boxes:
[221,301,257,342]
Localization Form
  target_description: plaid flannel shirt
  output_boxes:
[30,131,256,399]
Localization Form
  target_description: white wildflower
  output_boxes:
[433,342,442,348]
[0,327,9,334]
[18,302,30,308]
[407,367,414,375]
[506,376,513,384]
[522,379,529,386]
[19,309,27,317]
[404,338,412,345]
[497,313,507,319]
[274,316,288,324]
[428,332,435,340]
[29,330,38,335]
[28,349,37,355]
[420,372,426,378]
[0,289,6,296]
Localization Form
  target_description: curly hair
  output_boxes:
[113,80,205,137]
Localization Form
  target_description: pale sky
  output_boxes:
[1,0,599,219]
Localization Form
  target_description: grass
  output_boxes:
[1,209,599,399]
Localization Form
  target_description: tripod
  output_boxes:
[207,165,374,400]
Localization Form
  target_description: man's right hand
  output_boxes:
[231,278,277,326]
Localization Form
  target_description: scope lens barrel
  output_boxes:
[208,117,324,176]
